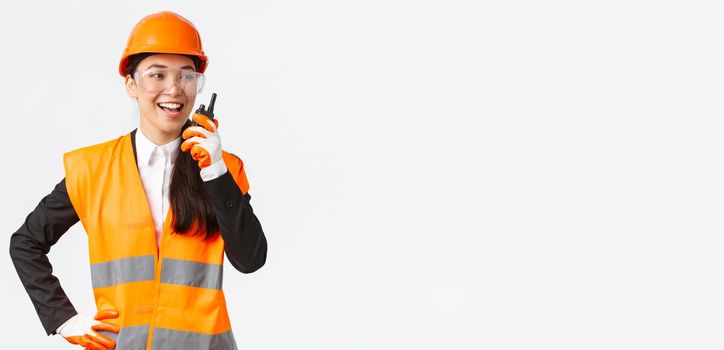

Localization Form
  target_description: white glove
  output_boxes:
[57,311,119,350]
[181,113,228,181]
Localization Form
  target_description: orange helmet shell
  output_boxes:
[119,11,208,76]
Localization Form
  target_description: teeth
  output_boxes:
[158,103,182,109]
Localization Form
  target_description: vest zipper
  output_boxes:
[147,216,170,350]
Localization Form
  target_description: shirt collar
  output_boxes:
[135,128,181,166]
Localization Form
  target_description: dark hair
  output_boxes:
[125,53,219,239]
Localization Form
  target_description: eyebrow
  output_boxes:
[144,64,196,70]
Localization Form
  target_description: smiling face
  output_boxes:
[124,54,198,145]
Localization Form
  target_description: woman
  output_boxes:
[9,11,267,350]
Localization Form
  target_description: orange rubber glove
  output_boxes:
[181,113,222,169]
[57,310,120,350]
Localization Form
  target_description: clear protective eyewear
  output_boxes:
[134,68,206,96]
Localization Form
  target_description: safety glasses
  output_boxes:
[134,68,206,96]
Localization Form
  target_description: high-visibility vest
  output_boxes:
[63,131,250,350]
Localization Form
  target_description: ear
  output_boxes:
[124,75,138,99]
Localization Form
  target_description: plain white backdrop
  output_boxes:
[1,0,723,349]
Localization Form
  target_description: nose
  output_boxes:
[164,80,183,96]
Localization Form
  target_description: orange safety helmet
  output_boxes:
[119,11,208,77]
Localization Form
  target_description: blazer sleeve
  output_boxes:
[9,178,79,335]
[202,156,267,273]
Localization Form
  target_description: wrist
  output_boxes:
[200,159,228,181]
[55,313,79,336]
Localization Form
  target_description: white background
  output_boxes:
[0,0,722,349]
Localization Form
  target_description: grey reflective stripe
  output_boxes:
[160,258,223,290]
[152,328,237,350]
[98,324,150,349]
[90,255,155,288]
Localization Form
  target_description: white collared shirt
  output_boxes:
[135,130,180,247]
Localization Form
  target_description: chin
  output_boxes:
[157,120,186,134]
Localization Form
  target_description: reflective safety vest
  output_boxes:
[63,131,250,350]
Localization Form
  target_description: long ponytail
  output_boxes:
[169,119,219,238]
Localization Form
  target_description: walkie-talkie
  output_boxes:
[185,93,218,168]
[191,92,217,126]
